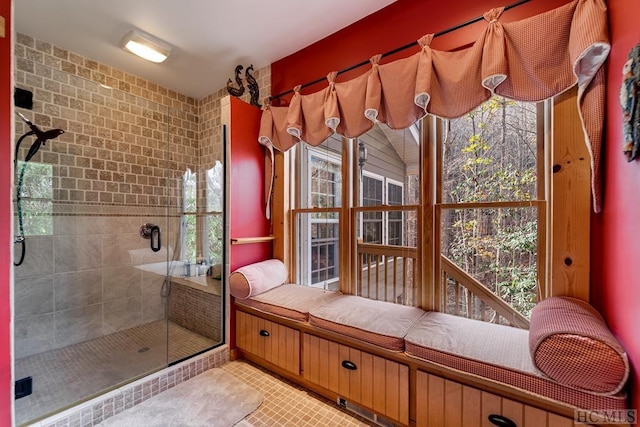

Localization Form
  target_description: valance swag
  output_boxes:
[258,0,610,212]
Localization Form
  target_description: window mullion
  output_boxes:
[421,115,438,311]
[342,137,354,295]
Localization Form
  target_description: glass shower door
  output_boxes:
[165,106,225,365]
[12,63,172,425]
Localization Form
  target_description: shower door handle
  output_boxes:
[150,226,161,252]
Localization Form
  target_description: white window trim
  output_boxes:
[299,145,342,287]
[359,172,404,246]
[386,177,404,246]
[360,171,385,244]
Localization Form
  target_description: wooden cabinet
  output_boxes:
[416,371,576,427]
[303,333,409,425]
[236,311,300,375]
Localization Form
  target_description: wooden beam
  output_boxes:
[550,87,591,300]
[272,149,290,271]
[421,116,437,310]
[340,137,353,294]
[0,16,5,38]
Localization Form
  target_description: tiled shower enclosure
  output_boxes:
[12,33,226,425]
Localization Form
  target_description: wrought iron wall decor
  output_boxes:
[245,64,261,108]
[226,64,261,109]
[226,65,245,98]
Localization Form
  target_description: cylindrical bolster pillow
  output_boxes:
[529,296,629,395]
[229,259,288,300]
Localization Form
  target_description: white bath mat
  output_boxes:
[99,368,263,426]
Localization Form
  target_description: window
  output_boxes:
[283,85,588,328]
[15,161,53,236]
[386,179,404,246]
[361,173,383,244]
[203,161,223,266]
[291,102,543,320]
[296,142,341,289]
[437,97,542,323]
[180,163,224,271]
[359,173,404,246]
[181,168,197,263]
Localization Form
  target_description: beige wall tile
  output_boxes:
[14,275,54,319]
[54,235,103,273]
[14,313,55,358]
[103,297,142,334]
[54,305,103,347]
[54,269,103,311]
[103,266,142,301]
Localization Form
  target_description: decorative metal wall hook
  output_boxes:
[226,65,245,98]
[245,64,261,108]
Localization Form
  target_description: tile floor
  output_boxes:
[15,320,218,426]
[223,360,377,427]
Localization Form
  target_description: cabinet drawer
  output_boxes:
[416,371,577,427]
[303,334,409,425]
[236,311,300,375]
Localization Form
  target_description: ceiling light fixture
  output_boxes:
[120,30,172,63]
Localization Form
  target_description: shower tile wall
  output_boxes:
[13,32,271,359]
[13,33,199,358]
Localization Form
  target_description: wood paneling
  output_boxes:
[272,150,290,272]
[303,333,409,425]
[550,87,591,299]
[415,371,577,427]
[236,311,300,375]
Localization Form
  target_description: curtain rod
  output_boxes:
[270,0,531,102]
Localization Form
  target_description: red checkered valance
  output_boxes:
[259,0,610,212]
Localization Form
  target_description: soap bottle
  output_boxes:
[196,252,205,276]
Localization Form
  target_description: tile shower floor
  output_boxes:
[223,360,376,427]
[15,320,217,426]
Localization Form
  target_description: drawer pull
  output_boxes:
[341,360,357,371]
[488,414,517,427]
[259,329,270,337]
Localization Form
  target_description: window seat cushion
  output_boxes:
[529,296,629,395]
[405,312,628,411]
[235,284,343,322]
[230,259,288,300]
[308,295,426,351]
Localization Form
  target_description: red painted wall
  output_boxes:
[271,0,570,101]
[591,0,640,412]
[271,0,639,412]
[0,1,13,425]
[229,97,272,272]
[229,97,272,349]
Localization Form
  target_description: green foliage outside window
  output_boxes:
[442,97,539,318]
[16,161,53,236]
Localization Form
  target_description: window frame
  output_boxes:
[297,145,342,288]
[358,172,405,247]
[386,177,404,247]
[432,98,546,322]
[278,90,590,320]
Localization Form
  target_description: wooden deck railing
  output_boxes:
[355,243,529,328]
[439,255,530,329]
[356,242,418,306]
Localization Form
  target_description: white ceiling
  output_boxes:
[15,0,397,100]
